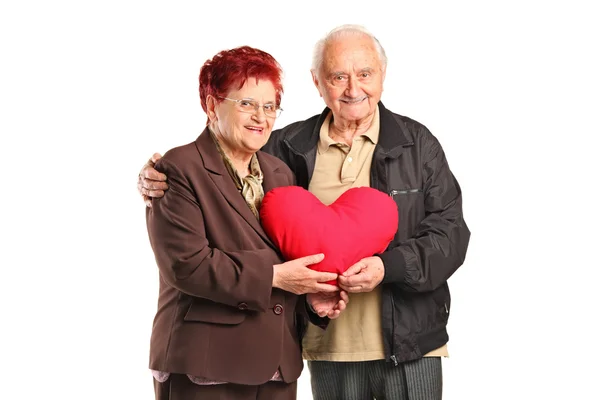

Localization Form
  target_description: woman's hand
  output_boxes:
[307,290,349,319]
[273,254,339,295]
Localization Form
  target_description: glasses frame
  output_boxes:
[219,96,283,118]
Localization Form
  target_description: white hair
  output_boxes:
[311,24,388,75]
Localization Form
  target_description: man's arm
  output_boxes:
[378,133,470,292]
[340,132,470,294]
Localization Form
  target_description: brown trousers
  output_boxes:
[154,374,297,400]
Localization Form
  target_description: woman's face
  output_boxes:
[209,78,277,156]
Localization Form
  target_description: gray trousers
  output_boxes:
[308,358,442,400]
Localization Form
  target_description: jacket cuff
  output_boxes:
[378,250,406,284]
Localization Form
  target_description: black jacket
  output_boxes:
[262,102,471,364]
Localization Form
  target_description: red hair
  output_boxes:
[199,46,283,114]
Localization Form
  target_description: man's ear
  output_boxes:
[311,70,323,98]
[206,95,217,121]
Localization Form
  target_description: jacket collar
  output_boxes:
[195,128,280,249]
[287,102,413,158]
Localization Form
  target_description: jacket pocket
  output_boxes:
[184,299,247,325]
[432,284,450,324]
[389,188,425,241]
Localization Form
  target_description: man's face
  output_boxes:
[312,34,386,123]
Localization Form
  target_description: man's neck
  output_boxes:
[329,112,375,146]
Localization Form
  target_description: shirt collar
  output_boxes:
[317,107,380,155]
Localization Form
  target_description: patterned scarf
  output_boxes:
[209,129,264,219]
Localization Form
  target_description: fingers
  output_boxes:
[142,167,168,182]
[317,310,329,318]
[310,291,349,319]
[339,290,350,303]
[339,284,365,293]
[150,152,163,163]
[312,283,340,293]
[339,279,368,293]
[313,271,338,283]
[338,266,372,286]
[141,188,166,198]
[338,273,363,287]
[141,179,169,191]
[327,299,347,319]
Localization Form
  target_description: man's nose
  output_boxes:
[345,76,361,98]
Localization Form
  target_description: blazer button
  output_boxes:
[238,302,248,310]
[273,304,283,315]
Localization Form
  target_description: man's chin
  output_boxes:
[338,107,372,122]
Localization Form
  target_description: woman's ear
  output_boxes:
[206,95,217,121]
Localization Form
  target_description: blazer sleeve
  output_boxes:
[146,157,278,312]
[378,131,471,292]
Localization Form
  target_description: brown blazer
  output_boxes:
[146,129,302,385]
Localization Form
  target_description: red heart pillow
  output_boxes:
[260,186,398,285]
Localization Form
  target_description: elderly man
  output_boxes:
[139,25,470,400]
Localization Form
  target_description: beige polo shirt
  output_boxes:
[302,108,448,361]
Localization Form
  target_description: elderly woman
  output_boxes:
[147,46,347,400]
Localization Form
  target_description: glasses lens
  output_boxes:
[238,100,258,113]
[234,99,281,118]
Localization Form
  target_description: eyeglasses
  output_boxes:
[219,97,283,118]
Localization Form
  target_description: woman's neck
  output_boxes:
[225,149,252,178]
[216,137,252,177]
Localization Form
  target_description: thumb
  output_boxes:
[343,262,364,277]
[302,253,325,266]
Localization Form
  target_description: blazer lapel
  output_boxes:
[196,130,279,250]
[259,153,288,195]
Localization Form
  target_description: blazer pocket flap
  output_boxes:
[184,300,247,325]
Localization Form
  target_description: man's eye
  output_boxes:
[360,72,371,78]
[334,75,347,81]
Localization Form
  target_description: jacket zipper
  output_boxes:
[389,189,423,196]
[389,293,398,366]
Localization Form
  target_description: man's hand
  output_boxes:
[307,290,349,319]
[273,254,340,295]
[137,153,169,207]
[338,256,384,293]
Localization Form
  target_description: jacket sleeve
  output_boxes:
[378,132,471,292]
[146,158,278,312]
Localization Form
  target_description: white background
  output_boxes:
[1,1,598,399]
